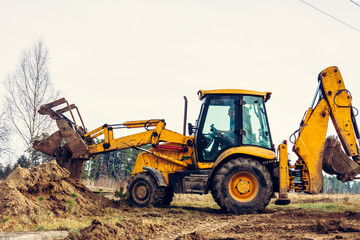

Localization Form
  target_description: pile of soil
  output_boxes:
[0,160,109,223]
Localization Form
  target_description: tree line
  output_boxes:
[82,147,145,181]
[323,175,360,194]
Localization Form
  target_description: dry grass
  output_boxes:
[82,176,128,199]
[270,192,360,212]
[286,192,360,204]
[172,194,220,210]
[82,176,127,191]
[172,193,360,212]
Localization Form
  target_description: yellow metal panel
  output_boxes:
[212,146,276,170]
[218,146,276,161]
[198,89,271,100]
[320,66,358,157]
[294,98,330,194]
[132,145,193,184]
[88,131,154,153]
[197,162,215,169]
[158,129,193,145]
[278,142,289,198]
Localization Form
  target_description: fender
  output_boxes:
[214,146,276,167]
[142,166,167,187]
[204,146,276,193]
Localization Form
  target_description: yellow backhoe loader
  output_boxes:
[34,66,360,214]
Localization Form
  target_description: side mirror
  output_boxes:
[188,123,194,135]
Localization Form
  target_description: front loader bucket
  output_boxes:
[33,98,93,179]
[323,136,360,181]
[56,118,90,159]
[33,131,63,156]
[34,119,91,159]
[34,98,92,160]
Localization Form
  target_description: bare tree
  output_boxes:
[4,41,58,167]
[0,110,10,158]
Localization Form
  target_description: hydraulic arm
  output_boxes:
[34,98,193,178]
[278,66,360,202]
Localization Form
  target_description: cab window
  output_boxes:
[199,97,237,161]
[242,96,271,149]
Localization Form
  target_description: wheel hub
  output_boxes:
[136,185,148,200]
[228,171,259,202]
[236,180,250,194]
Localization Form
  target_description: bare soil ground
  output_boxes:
[70,201,360,240]
[0,161,359,240]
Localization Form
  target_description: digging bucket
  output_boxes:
[33,131,63,156]
[323,136,360,181]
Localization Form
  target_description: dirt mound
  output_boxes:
[0,160,109,223]
[175,232,205,240]
[345,210,360,220]
[71,218,164,240]
[315,219,360,234]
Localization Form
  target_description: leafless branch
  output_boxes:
[4,40,58,165]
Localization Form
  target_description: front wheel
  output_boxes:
[128,173,164,207]
[211,158,273,214]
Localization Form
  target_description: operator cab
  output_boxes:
[194,89,273,162]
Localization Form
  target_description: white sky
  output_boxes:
[1,0,360,164]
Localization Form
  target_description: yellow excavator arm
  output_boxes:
[277,66,360,203]
[33,99,193,178]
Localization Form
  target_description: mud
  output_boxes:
[0,160,110,226]
[74,218,164,240]
[67,205,360,240]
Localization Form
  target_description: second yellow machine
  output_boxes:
[34,66,360,214]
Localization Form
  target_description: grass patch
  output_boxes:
[270,193,360,212]
[270,202,359,212]
[31,216,97,232]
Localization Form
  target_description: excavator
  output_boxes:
[34,66,360,214]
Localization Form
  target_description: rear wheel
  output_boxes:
[128,173,164,207]
[211,158,273,214]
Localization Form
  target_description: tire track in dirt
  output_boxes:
[158,215,234,240]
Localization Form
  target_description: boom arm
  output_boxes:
[84,119,193,166]
[291,66,360,194]
[34,99,194,178]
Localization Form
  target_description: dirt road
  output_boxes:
[74,196,360,240]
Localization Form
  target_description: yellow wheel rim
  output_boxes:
[228,172,259,202]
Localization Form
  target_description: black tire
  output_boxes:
[211,158,273,214]
[128,173,164,207]
[162,187,174,206]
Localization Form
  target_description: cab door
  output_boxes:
[195,95,239,162]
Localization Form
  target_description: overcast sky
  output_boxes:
[1,0,360,163]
